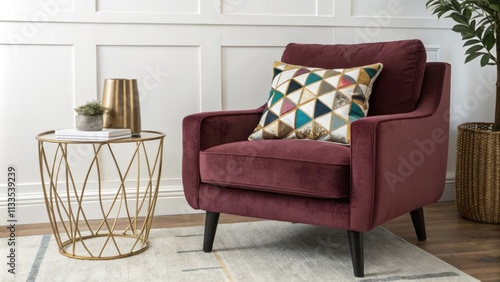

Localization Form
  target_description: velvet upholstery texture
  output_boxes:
[200,139,350,198]
[182,40,451,277]
[281,39,427,115]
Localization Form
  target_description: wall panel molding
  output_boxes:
[426,45,440,62]
[0,0,74,12]
[351,0,434,19]
[0,1,467,224]
[95,0,200,14]
[0,0,451,28]
[220,0,327,16]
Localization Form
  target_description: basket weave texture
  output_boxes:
[456,122,500,224]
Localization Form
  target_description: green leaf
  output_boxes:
[463,39,481,46]
[489,4,500,12]
[462,33,476,40]
[464,6,472,20]
[465,52,483,64]
[450,12,468,24]
[465,44,484,54]
[452,24,471,34]
[483,32,496,50]
[425,0,437,8]
[437,9,449,18]
[470,19,476,31]
[451,0,461,11]
[480,54,491,67]
[475,26,485,39]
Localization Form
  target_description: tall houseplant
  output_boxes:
[427,0,500,224]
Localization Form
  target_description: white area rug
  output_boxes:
[1,221,477,281]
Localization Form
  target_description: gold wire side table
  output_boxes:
[36,130,165,260]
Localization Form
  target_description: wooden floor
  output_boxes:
[2,201,499,281]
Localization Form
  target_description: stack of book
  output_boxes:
[55,128,132,141]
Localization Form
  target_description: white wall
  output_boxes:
[0,0,495,224]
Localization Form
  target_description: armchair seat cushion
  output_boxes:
[199,139,351,199]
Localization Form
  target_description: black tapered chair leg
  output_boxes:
[410,207,427,241]
[347,230,364,277]
[203,211,220,252]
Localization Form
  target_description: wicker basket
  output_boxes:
[456,122,500,224]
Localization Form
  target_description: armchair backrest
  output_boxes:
[280,40,427,116]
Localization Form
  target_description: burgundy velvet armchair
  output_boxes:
[182,39,451,277]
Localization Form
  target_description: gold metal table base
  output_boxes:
[36,130,165,260]
[59,233,149,260]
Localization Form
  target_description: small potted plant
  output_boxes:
[74,100,108,131]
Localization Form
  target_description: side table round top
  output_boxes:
[36,130,165,144]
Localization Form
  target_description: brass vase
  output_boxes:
[102,78,141,135]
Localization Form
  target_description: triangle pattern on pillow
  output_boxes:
[248,61,383,144]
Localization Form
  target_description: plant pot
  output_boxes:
[455,122,500,224]
[75,115,103,131]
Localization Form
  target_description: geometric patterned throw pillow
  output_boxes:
[248,61,383,144]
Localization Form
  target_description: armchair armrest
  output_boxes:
[349,62,451,231]
[182,107,264,209]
